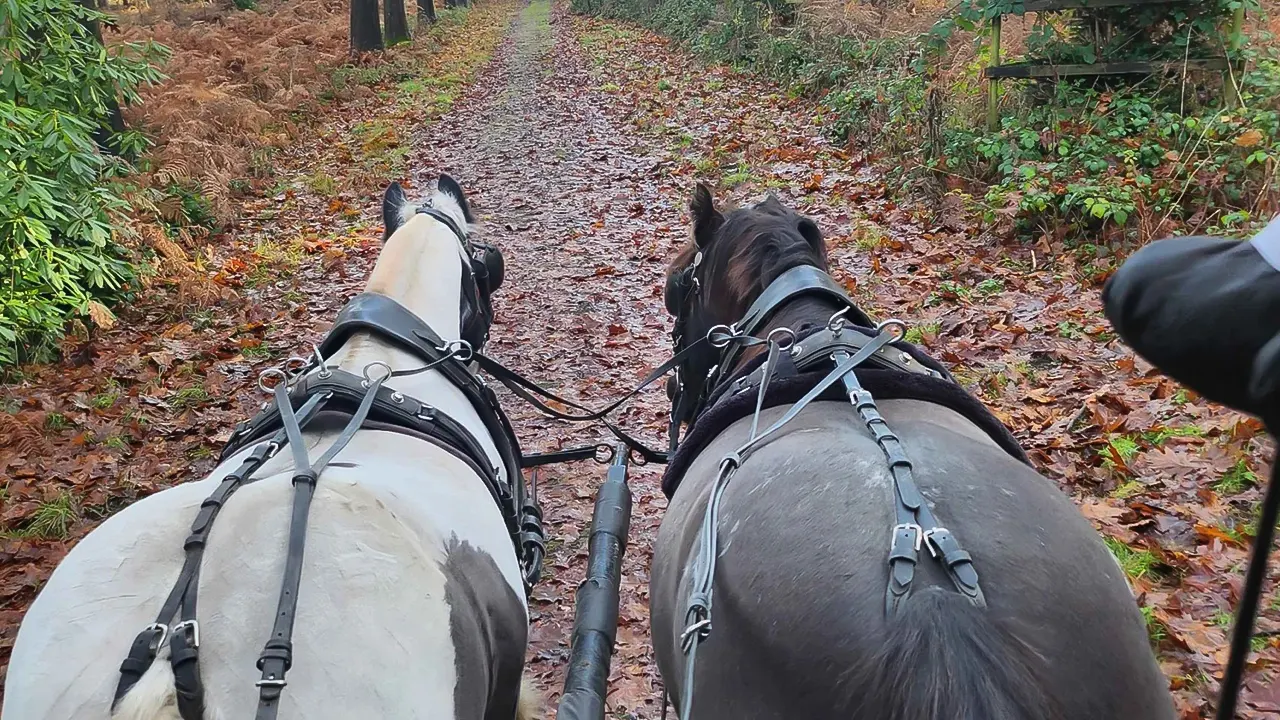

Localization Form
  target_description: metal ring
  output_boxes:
[447,339,474,363]
[361,361,392,388]
[258,368,287,392]
[877,319,908,340]
[594,444,616,464]
[827,307,850,333]
[707,324,736,348]
[767,327,796,351]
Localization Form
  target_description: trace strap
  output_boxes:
[678,328,897,719]
[111,371,388,720]
[834,351,985,614]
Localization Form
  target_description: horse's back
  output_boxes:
[3,430,525,720]
[652,400,1173,720]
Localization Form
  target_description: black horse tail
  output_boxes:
[854,587,1064,720]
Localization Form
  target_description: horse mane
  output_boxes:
[671,196,830,321]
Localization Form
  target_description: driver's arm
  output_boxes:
[1102,217,1280,417]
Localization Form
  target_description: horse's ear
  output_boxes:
[382,181,408,242]
[691,182,723,248]
[438,173,475,223]
[798,216,823,250]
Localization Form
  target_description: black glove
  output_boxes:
[1102,232,1280,419]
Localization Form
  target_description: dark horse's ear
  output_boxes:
[798,216,823,250]
[382,181,408,243]
[438,173,475,224]
[691,182,723,249]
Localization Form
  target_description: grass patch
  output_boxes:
[1216,460,1259,495]
[170,386,210,410]
[17,491,79,540]
[1141,605,1167,646]
[1111,480,1144,499]
[1143,426,1204,445]
[903,321,940,344]
[1104,536,1160,581]
[305,172,338,197]
[44,412,70,431]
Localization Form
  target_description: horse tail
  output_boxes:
[856,587,1063,720]
[110,645,182,720]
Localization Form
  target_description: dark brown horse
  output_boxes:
[649,184,1173,720]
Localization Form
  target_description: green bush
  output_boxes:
[942,67,1280,237]
[0,0,168,365]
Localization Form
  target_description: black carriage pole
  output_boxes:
[556,443,633,720]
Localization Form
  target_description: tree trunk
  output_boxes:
[350,0,383,52]
[417,0,435,25]
[77,0,126,153]
[384,0,411,45]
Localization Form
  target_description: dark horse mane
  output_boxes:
[665,184,1067,720]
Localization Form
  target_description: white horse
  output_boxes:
[2,175,538,720]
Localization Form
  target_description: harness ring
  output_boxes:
[257,368,288,393]
[361,361,393,388]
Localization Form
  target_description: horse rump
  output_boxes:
[852,587,1063,720]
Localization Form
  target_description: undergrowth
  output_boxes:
[575,0,1280,247]
[1,0,488,369]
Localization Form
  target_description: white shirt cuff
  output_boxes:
[1252,214,1280,271]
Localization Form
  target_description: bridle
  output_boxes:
[110,210,542,720]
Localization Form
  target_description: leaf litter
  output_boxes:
[2,1,1277,717]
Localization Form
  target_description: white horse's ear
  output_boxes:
[437,174,475,224]
[382,181,408,242]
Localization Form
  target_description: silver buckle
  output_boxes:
[143,623,169,652]
[892,523,923,553]
[922,527,946,559]
[255,677,288,688]
[172,619,200,649]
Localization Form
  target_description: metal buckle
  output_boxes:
[892,523,923,553]
[255,677,288,688]
[143,623,169,653]
[707,324,737,348]
[922,527,946,559]
[172,619,200,649]
[257,368,288,393]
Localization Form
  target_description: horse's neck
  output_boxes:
[325,215,481,436]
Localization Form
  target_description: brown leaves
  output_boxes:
[1236,129,1265,148]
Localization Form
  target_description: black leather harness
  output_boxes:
[112,212,543,720]
[667,264,992,720]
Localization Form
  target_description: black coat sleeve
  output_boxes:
[1101,230,1280,418]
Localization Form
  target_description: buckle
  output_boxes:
[255,677,288,688]
[923,527,948,559]
[172,619,200,649]
[891,523,923,553]
[143,623,169,653]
